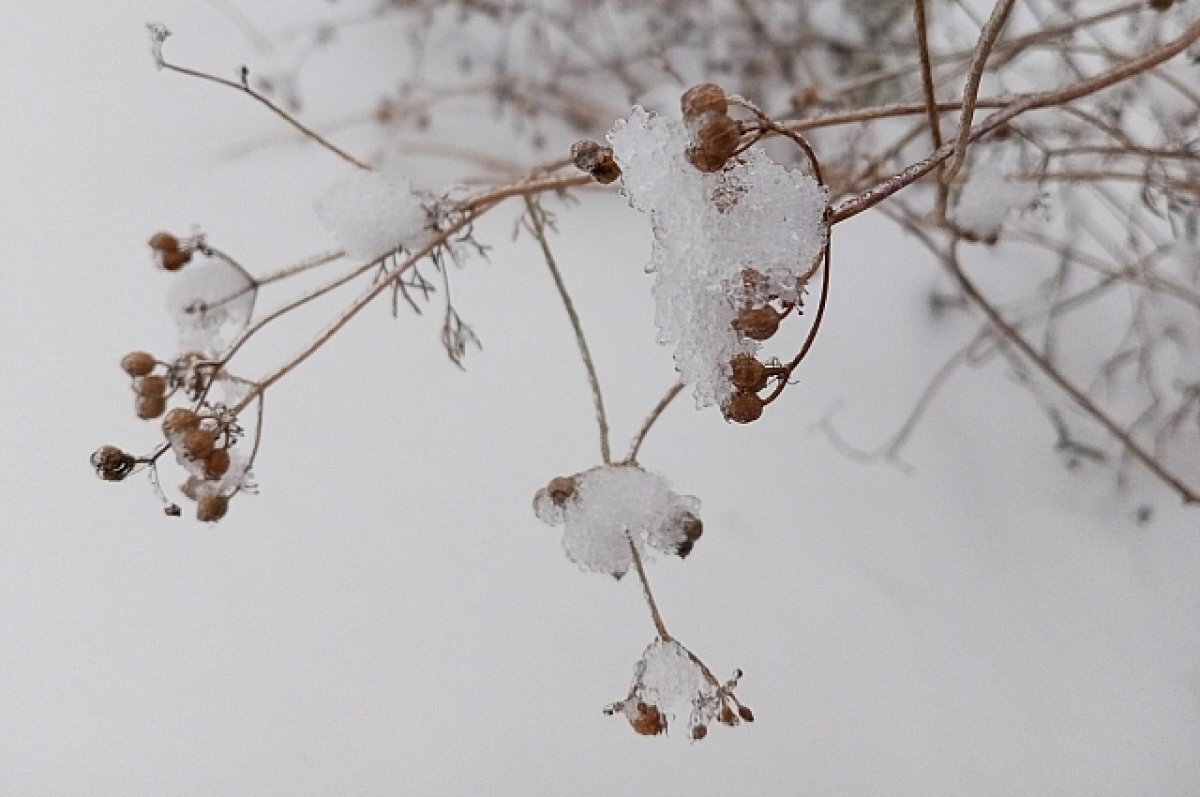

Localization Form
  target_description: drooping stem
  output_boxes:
[524,195,612,464]
[627,534,671,641]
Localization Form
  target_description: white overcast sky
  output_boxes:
[1,2,1199,795]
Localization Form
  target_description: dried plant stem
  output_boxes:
[895,210,1199,505]
[159,59,371,171]
[627,534,671,641]
[624,380,685,465]
[523,195,612,465]
[832,18,1200,225]
[940,0,1017,214]
[913,0,944,158]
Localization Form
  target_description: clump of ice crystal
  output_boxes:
[607,106,828,407]
[316,164,434,261]
[532,465,703,578]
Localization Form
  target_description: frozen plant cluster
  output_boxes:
[316,164,434,261]
[533,465,703,578]
[168,255,257,356]
[607,106,828,407]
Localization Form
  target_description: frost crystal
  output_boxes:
[953,146,1038,239]
[316,165,433,261]
[533,466,701,577]
[146,23,171,69]
[607,106,828,406]
[167,256,256,356]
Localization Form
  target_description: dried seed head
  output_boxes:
[630,702,666,736]
[196,494,228,523]
[691,723,709,740]
[161,408,200,437]
[204,448,231,480]
[91,445,135,481]
[570,139,621,184]
[738,705,755,723]
[135,393,167,420]
[733,305,781,341]
[681,83,728,121]
[546,475,577,505]
[687,115,740,173]
[148,231,180,253]
[719,705,739,726]
[728,355,769,392]
[723,391,764,424]
[159,248,192,272]
[135,374,168,398]
[182,428,217,461]
[678,510,703,543]
[120,351,156,377]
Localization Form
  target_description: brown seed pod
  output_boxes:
[570,139,622,185]
[120,351,156,377]
[738,705,755,723]
[135,394,167,420]
[196,494,229,523]
[691,723,709,740]
[630,702,666,736]
[148,232,180,253]
[719,705,739,726]
[182,428,217,461]
[159,248,192,271]
[678,511,703,543]
[161,408,200,437]
[687,115,740,173]
[729,355,769,392]
[546,475,577,505]
[680,83,728,121]
[91,445,135,481]
[723,391,764,424]
[204,448,231,480]
[135,374,168,398]
[732,306,780,341]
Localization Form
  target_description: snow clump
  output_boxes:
[606,106,828,407]
[316,164,433,260]
[533,465,703,577]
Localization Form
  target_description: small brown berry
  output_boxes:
[630,702,666,736]
[681,83,728,120]
[729,355,768,392]
[182,428,217,461]
[691,723,708,740]
[159,248,192,271]
[120,351,156,377]
[135,374,168,397]
[162,408,200,437]
[570,140,621,185]
[733,306,781,341]
[91,445,135,481]
[196,494,229,523]
[723,392,764,424]
[738,705,755,723]
[546,476,577,505]
[204,448,231,480]
[135,394,166,420]
[678,511,703,542]
[148,232,180,252]
[687,115,740,173]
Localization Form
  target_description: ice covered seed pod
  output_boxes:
[680,83,728,120]
[135,394,166,420]
[161,407,200,437]
[181,428,217,461]
[723,392,764,424]
[203,448,230,480]
[732,306,780,341]
[687,115,740,173]
[91,445,135,481]
[728,354,768,393]
[570,139,621,185]
[196,494,228,523]
[629,702,667,736]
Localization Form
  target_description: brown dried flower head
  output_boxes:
[135,393,167,420]
[732,306,781,341]
[570,139,621,185]
[723,391,764,424]
[161,408,200,437]
[120,351,156,378]
[204,448,231,480]
[729,354,768,392]
[196,494,229,523]
[91,445,135,481]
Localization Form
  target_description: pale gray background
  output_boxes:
[2,2,1199,794]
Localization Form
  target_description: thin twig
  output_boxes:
[523,196,612,464]
[627,535,671,641]
[913,0,945,159]
[624,380,685,465]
